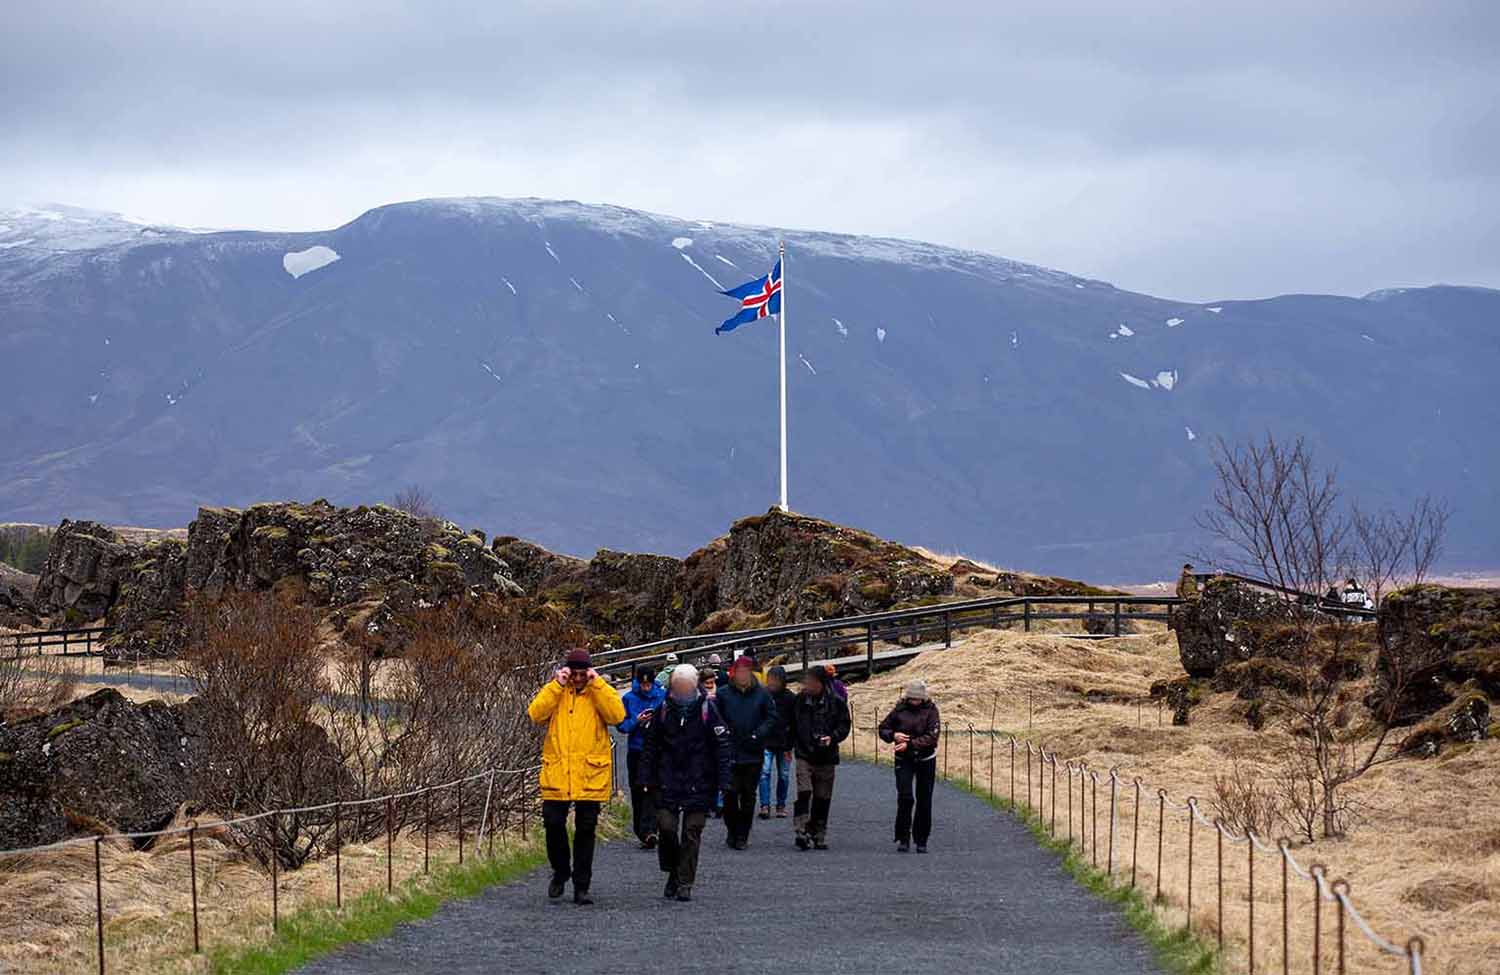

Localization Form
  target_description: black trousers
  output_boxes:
[542,799,601,890]
[723,762,762,842]
[794,762,837,841]
[625,751,656,841]
[656,806,708,887]
[894,758,936,844]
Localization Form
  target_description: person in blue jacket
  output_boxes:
[617,664,667,848]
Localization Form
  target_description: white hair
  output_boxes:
[669,663,699,689]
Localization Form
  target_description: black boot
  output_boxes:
[897,839,910,853]
[664,876,679,899]
[574,888,594,905]
[675,886,693,902]
[794,832,810,850]
[548,876,566,899]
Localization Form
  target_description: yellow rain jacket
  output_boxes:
[527,676,626,802]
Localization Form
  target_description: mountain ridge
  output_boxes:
[1,196,1496,579]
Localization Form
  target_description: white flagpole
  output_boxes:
[778,239,788,512]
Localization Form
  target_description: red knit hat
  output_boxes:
[564,648,592,669]
[732,655,757,672]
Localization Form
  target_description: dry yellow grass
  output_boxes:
[0,815,541,975]
[845,628,1500,975]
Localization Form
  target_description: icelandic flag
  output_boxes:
[715,259,782,334]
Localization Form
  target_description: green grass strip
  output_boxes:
[946,772,1221,975]
[211,802,631,975]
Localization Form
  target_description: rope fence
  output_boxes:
[0,758,552,974]
[860,722,1425,975]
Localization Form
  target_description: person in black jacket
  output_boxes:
[640,664,732,902]
[714,655,778,849]
[758,666,797,819]
[787,665,851,850]
[878,679,941,853]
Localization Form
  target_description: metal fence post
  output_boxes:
[1107,772,1117,876]
[424,786,432,874]
[1067,763,1074,842]
[270,816,279,934]
[1090,772,1098,868]
[187,821,200,953]
[943,725,949,778]
[1156,790,1166,904]
[1280,841,1290,975]
[1113,600,1122,636]
[801,630,809,675]
[1187,798,1197,932]
[94,835,105,975]
[988,730,995,799]
[487,770,497,859]
[1216,820,1224,950]
[1050,755,1057,834]
[1130,779,1141,888]
[458,778,465,865]
[1334,879,1349,975]
[865,622,874,678]
[1312,865,1325,975]
[967,724,974,783]
[386,795,394,894]
[1023,600,1032,632]
[1025,743,1032,812]
[334,800,343,908]
[1248,828,1256,973]
[1009,738,1015,806]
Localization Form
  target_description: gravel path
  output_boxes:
[298,761,1163,975]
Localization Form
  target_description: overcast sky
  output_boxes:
[2,1,1496,301]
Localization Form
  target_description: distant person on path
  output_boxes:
[759,665,796,819]
[617,663,666,849]
[715,655,778,849]
[640,664,732,903]
[1342,578,1374,610]
[655,652,680,689]
[788,665,851,850]
[825,663,849,701]
[1176,563,1200,600]
[526,647,625,905]
[878,679,941,853]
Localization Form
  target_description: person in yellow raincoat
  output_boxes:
[527,647,625,905]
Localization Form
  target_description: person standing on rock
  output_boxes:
[1176,563,1200,601]
[617,663,667,849]
[878,679,941,853]
[527,647,625,905]
[759,665,796,820]
[714,655,778,848]
[788,665,851,850]
[641,664,732,902]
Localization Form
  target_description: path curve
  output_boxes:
[298,761,1163,975]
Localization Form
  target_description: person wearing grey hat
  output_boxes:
[878,678,941,853]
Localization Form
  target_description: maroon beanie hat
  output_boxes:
[564,648,592,669]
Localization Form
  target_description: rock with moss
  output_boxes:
[106,538,190,658]
[0,688,207,850]
[1400,683,1491,757]
[1375,585,1500,725]
[31,520,142,622]
[1169,576,1302,677]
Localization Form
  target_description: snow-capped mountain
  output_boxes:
[1,198,1495,578]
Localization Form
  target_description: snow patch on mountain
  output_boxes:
[1011,330,1019,349]
[671,237,692,250]
[1206,306,1222,314]
[679,252,723,289]
[502,278,517,294]
[1185,426,1197,441]
[715,255,736,267]
[569,276,584,293]
[833,318,848,337]
[1153,370,1178,390]
[876,327,887,343]
[1120,372,1151,389]
[544,242,560,262]
[799,354,817,375]
[282,245,340,279]
[1166,317,1184,327]
[0,239,37,250]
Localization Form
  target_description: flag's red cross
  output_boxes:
[740,275,782,318]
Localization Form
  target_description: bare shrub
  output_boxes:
[323,596,578,833]
[1211,759,1285,839]
[181,592,345,867]
[0,645,78,720]
[1198,433,1448,838]
[392,484,439,520]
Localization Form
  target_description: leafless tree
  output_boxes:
[1197,433,1448,837]
[392,484,439,520]
[181,592,344,867]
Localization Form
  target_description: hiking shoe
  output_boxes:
[759,805,771,819]
[642,834,658,850]
[573,888,594,906]
[794,833,810,850]
[916,844,928,854]
[664,877,679,899]
[675,886,693,902]
[813,839,829,850]
[547,877,566,899]
[897,840,911,853]
[775,807,788,818]
[733,838,748,851]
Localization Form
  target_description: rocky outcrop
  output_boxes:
[0,689,206,850]
[1169,577,1300,677]
[0,571,39,629]
[32,503,527,657]
[31,520,141,623]
[704,508,954,625]
[1375,585,1500,733]
[494,508,957,645]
